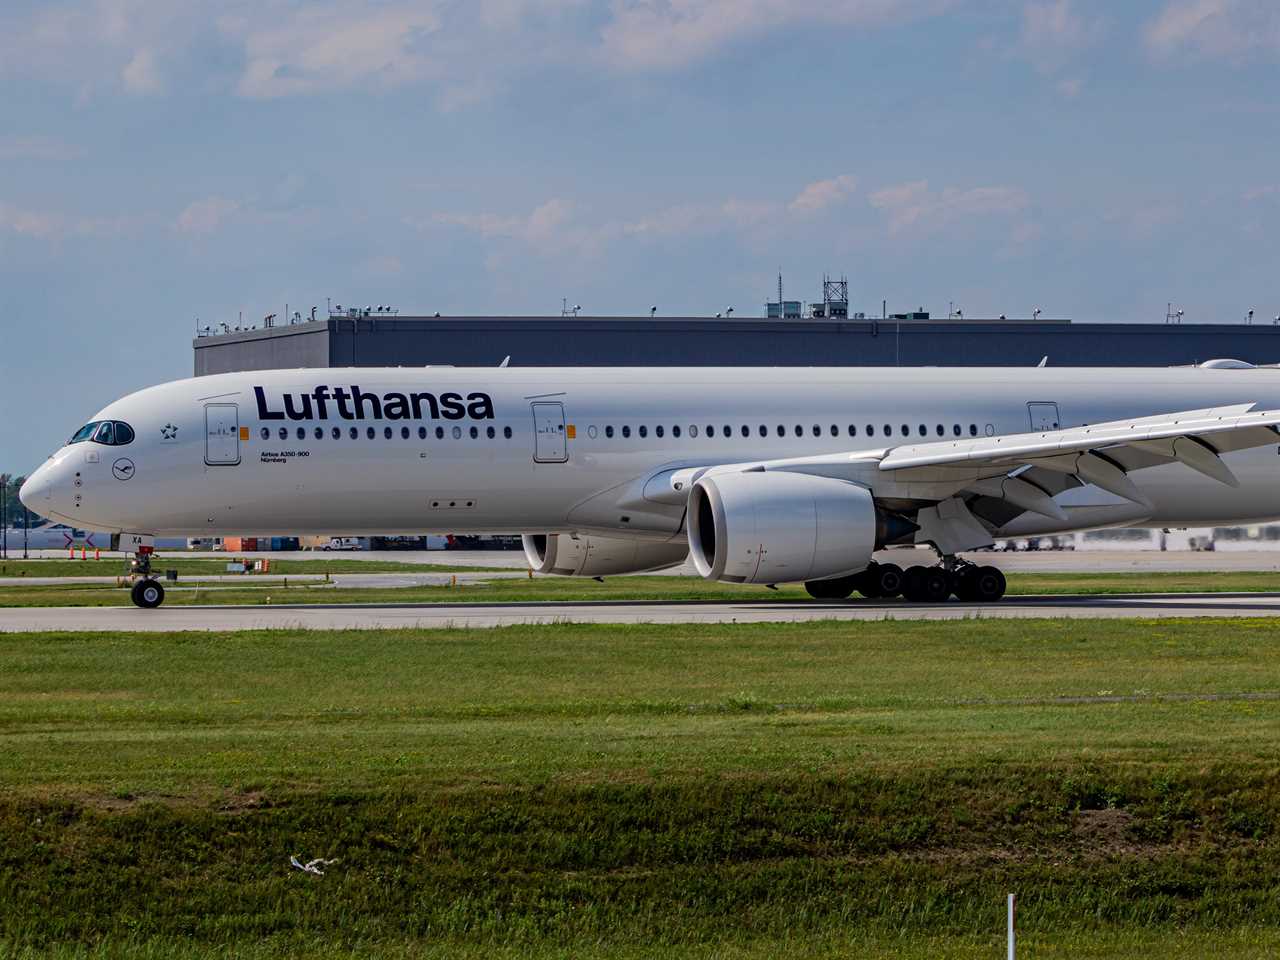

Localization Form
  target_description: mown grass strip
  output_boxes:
[4,619,1280,956]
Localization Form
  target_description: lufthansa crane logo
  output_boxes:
[112,458,136,481]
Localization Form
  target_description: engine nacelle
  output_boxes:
[687,471,878,584]
[522,534,689,577]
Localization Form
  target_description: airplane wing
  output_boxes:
[644,402,1280,531]
[875,402,1280,509]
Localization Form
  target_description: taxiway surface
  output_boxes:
[5,592,1280,631]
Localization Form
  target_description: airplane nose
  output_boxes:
[19,466,53,511]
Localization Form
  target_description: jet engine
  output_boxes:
[522,533,689,577]
[688,471,900,584]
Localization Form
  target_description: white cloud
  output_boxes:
[599,0,951,70]
[789,174,858,214]
[121,48,161,93]
[1017,0,1102,89]
[0,202,146,240]
[0,0,962,103]
[869,180,1029,235]
[176,196,241,235]
[1145,0,1280,59]
[0,204,62,238]
[232,2,444,99]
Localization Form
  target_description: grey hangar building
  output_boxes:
[194,313,1280,375]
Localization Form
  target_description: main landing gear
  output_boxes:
[128,547,165,609]
[803,559,1006,604]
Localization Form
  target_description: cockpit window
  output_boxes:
[68,420,134,446]
[69,422,100,444]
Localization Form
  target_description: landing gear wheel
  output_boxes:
[903,566,951,603]
[872,563,904,599]
[131,579,165,609]
[854,565,882,598]
[805,575,858,600]
[971,565,1007,603]
[953,567,979,602]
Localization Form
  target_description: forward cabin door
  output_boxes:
[1027,401,1061,432]
[205,403,241,466]
[531,402,568,463]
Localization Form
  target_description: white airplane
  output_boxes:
[19,365,1280,608]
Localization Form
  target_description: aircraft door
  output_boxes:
[205,403,241,465]
[531,402,568,463]
[1027,402,1061,431]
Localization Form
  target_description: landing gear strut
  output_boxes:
[128,547,165,609]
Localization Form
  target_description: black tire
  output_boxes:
[874,563,904,598]
[804,575,858,600]
[920,567,951,603]
[972,565,1007,602]
[901,565,930,603]
[952,567,979,602]
[131,579,165,609]
[855,564,882,599]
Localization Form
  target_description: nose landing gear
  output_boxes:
[128,547,165,609]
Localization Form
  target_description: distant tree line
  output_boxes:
[0,473,38,530]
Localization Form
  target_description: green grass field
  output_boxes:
[4,618,1280,957]
[1,569,1278,607]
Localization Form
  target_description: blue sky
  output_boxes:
[2,0,1279,472]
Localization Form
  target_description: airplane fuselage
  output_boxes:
[21,365,1280,540]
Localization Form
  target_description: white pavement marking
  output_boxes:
[5,593,1280,632]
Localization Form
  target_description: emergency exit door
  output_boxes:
[531,402,568,463]
[1027,402,1061,431]
[205,403,241,465]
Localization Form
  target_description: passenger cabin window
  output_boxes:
[504,426,513,439]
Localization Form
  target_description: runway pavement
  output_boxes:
[5,592,1280,631]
